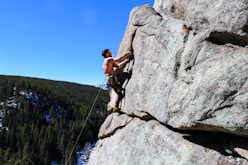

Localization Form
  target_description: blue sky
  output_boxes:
[0,0,154,85]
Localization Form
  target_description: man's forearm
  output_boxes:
[115,51,132,63]
[118,59,130,68]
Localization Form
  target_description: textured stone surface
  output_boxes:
[118,0,248,135]
[88,0,248,164]
[98,113,133,138]
[89,118,248,165]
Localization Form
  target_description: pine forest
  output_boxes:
[0,75,109,165]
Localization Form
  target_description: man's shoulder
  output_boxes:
[105,57,114,61]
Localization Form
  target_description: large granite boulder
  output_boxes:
[88,0,248,164]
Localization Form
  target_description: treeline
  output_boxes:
[0,75,109,165]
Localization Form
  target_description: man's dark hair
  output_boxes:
[102,48,110,58]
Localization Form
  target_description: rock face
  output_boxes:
[88,0,248,164]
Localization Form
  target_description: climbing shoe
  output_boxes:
[112,107,120,112]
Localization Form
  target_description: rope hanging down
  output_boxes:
[66,78,106,165]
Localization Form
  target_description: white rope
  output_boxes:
[66,78,106,165]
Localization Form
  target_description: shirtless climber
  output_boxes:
[102,48,132,112]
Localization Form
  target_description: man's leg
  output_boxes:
[113,87,123,109]
[112,72,130,111]
[116,72,130,88]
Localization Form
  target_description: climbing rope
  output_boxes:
[66,78,106,165]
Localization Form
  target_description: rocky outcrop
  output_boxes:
[88,0,248,164]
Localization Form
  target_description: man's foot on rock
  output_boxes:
[112,107,121,112]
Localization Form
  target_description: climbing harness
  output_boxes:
[106,75,118,87]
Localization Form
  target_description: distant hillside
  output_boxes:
[0,75,109,165]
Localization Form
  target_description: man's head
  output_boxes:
[102,49,112,58]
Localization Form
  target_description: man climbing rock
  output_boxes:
[101,48,132,112]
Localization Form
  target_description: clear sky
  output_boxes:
[0,0,154,86]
